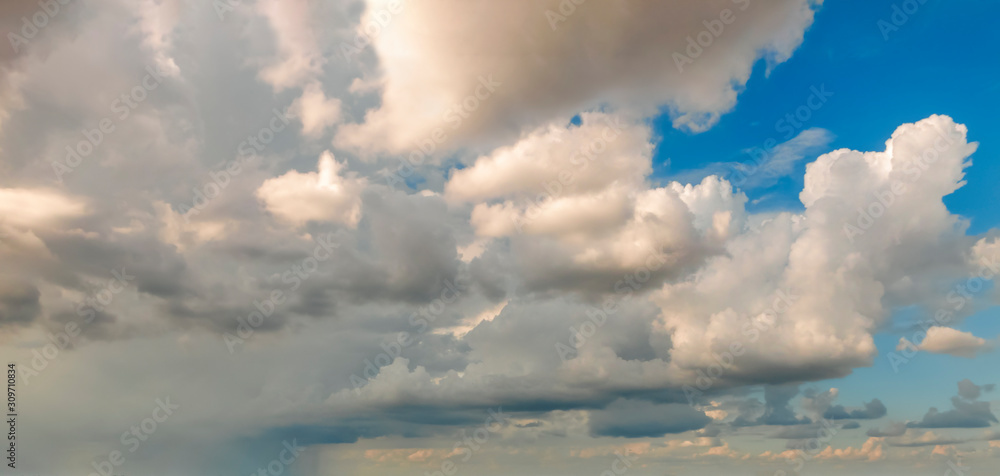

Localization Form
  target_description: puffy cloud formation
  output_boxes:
[257,151,366,227]
[447,113,745,295]
[813,437,885,461]
[335,0,822,154]
[898,326,992,358]
[288,82,343,138]
[653,115,979,386]
[255,0,326,91]
[908,380,998,429]
[2,0,1000,474]
[957,379,996,400]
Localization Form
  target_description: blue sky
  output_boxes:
[655,0,1000,425]
[657,0,1000,231]
[3,0,1000,474]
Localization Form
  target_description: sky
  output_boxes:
[0,0,999,475]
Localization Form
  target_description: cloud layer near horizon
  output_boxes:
[1,1,998,475]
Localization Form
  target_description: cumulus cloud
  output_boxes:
[255,0,326,91]
[256,151,366,227]
[908,380,998,429]
[898,326,993,358]
[656,114,980,387]
[812,437,885,461]
[335,0,822,155]
[288,82,343,138]
[957,379,995,400]
[447,113,744,295]
[2,0,999,473]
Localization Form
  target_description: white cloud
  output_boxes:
[0,187,88,229]
[256,151,366,227]
[335,0,822,155]
[898,326,991,358]
[255,0,325,92]
[655,115,982,384]
[130,0,182,78]
[289,81,343,138]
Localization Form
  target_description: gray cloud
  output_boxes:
[824,399,887,420]
[908,380,999,429]
[588,399,711,438]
